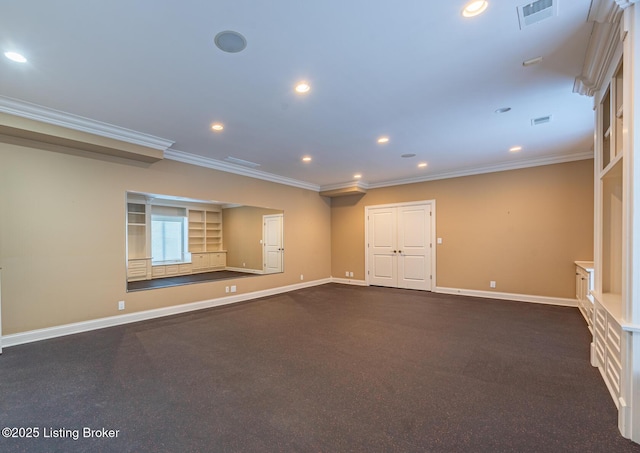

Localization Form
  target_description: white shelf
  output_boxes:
[600,153,623,179]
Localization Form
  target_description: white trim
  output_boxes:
[0,96,174,151]
[225,267,264,274]
[1,278,585,349]
[434,286,578,307]
[1,278,331,349]
[165,149,320,192]
[364,153,594,189]
[316,180,369,193]
[364,200,436,291]
[330,277,368,286]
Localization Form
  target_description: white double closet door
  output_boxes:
[366,202,433,290]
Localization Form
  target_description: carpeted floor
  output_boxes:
[1,284,639,452]
[127,270,256,292]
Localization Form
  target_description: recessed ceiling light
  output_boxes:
[509,146,522,152]
[295,82,311,94]
[302,156,312,162]
[418,162,428,168]
[377,136,389,144]
[4,51,27,63]
[462,1,489,17]
[354,174,362,179]
[495,107,511,114]
[401,153,416,158]
[523,56,543,67]
[214,31,247,53]
[211,123,224,131]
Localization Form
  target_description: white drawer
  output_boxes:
[152,266,166,277]
[165,265,180,275]
[128,260,147,269]
[127,268,147,277]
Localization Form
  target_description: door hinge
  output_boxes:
[430,275,432,280]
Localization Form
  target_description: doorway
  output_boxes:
[365,201,435,290]
[263,213,284,274]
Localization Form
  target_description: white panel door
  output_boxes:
[397,204,431,290]
[366,203,433,290]
[263,214,284,274]
[368,207,398,287]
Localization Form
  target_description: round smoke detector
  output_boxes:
[215,31,247,53]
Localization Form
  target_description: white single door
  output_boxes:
[368,207,398,287]
[263,214,284,274]
[397,204,431,290]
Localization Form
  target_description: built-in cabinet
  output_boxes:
[587,2,640,442]
[188,208,226,273]
[575,261,594,333]
[126,202,151,281]
[126,199,226,282]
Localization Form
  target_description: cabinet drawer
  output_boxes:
[607,318,622,356]
[165,265,180,275]
[606,352,622,397]
[152,266,166,277]
[127,268,147,277]
[179,264,193,274]
[128,260,147,269]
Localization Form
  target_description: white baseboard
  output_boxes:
[2,278,332,349]
[225,267,264,274]
[330,277,368,286]
[434,286,578,307]
[1,279,578,350]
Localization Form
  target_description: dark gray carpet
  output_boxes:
[127,270,255,292]
[1,284,638,452]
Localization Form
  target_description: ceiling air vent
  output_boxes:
[531,115,552,126]
[517,0,557,30]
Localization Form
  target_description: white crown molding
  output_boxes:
[164,149,321,192]
[615,0,640,9]
[317,180,370,193]
[573,0,634,96]
[360,151,594,190]
[0,96,174,151]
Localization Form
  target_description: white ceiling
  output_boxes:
[0,0,595,190]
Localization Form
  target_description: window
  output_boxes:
[151,207,188,264]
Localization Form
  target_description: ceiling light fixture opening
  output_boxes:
[295,82,311,94]
[401,153,416,158]
[354,174,362,179]
[211,123,224,131]
[509,146,523,152]
[214,31,247,53]
[462,0,489,17]
[418,162,428,168]
[377,136,389,144]
[495,107,511,114]
[4,51,27,63]
[302,156,312,162]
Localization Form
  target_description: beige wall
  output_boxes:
[331,160,594,299]
[223,206,282,270]
[0,141,331,335]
